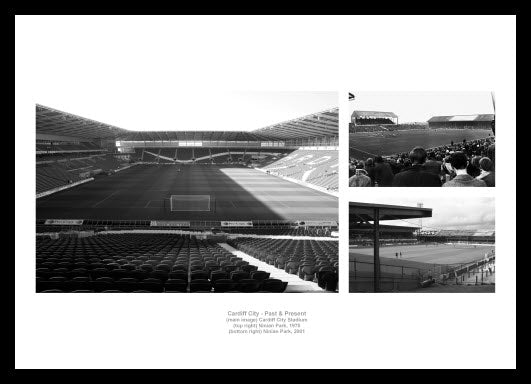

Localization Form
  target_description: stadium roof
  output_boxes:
[428,114,495,123]
[253,108,338,140]
[36,104,129,140]
[351,223,418,231]
[350,202,432,222]
[37,104,338,142]
[117,131,270,142]
[352,111,398,119]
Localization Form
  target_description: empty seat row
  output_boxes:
[37,276,287,293]
[36,233,289,293]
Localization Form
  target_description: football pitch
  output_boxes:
[350,243,495,265]
[350,129,492,159]
[36,164,338,221]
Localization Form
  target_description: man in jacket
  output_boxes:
[392,147,442,187]
[373,156,395,187]
[443,152,487,187]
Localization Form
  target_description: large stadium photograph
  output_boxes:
[348,92,495,187]
[35,92,339,293]
[349,196,495,292]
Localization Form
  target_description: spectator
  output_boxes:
[467,156,482,178]
[349,136,495,187]
[476,157,495,187]
[373,156,394,186]
[392,147,442,187]
[423,152,443,177]
[487,143,495,170]
[443,152,487,187]
[349,162,372,187]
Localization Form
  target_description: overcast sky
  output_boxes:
[38,91,337,132]
[353,196,495,231]
[349,92,494,123]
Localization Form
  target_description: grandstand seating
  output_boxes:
[158,148,177,163]
[36,141,105,153]
[36,163,83,193]
[36,234,290,293]
[177,148,193,161]
[350,123,428,133]
[221,227,333,237]
[261,149,338,191]
[209,148,233,164]
[193,148,210,161]
[227,238,338,291]
[36,154,130,194]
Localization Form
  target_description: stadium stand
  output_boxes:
[35,104,339,293]
[349,108,495,187]
[349,202,495,292]
[36,154,130,193]
[36,233,293,293]
[227,238,338,291]
[351,111,398,125]
[427,114,494,130]
[262,149,338,191]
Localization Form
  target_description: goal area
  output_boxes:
[169,195,211,212]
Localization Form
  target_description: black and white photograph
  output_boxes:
[349,92,496,187]
[35,92,339,293]
[15,14,516,371]
[349,196,495,292]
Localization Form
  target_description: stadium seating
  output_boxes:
[350,123,427,133]
[158,148,178,163]
[261,149,338,191]
[36,234,290,293]
[220,227,334,237]
[36,141,105,153]
[36,163,83,193]
[177,148,194,161]
[227,238,338,291]
[36,154,131,194]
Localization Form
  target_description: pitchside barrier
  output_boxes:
[37,218,339,232]
[442,254,496,282]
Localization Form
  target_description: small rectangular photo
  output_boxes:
[349,196,495,293]
[35,91,339,293]
[348,92,495,187]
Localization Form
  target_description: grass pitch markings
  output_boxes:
[91,190,120,208]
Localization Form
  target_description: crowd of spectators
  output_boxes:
[349,137,495,187]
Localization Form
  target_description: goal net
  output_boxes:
[170,195,211,212]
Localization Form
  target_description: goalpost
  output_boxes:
[169,195,211,212]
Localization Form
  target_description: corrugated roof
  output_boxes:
[428,114,495,123]
[36,104,129,140]
[253,108,338,140]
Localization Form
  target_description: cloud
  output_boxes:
[362,196,495,231]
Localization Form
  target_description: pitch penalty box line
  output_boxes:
[91,190,120,208]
